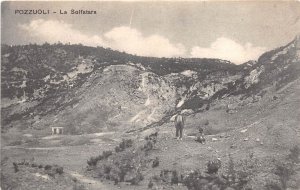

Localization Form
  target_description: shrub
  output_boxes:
[87,156,99,166]
[265,146,299,190]
[274,162,295,190]
[103,165,112,174]
[38,164,43,168]
[159,169,174,183]
[87,150,113,166]
[142,141,154,151]
[148,179,154,188]
[226,156,236,183]
[142,133,158,153]
[46,170,56,178]
[152,157,159,168]
[73,183,86,190]
[102,150,113,159]
[96,150,147,185]
[206,159,221,174]
[183,157,251,190]
[265,182,282,190]
[1,156,8,166]
[223,156,252,189]
[55,166,64,175]
[171,170,179,185]
[204,120,209,126]
[183,170,203,189]
[288,145,300,163]
[13,162,19,172]
[265,162,295,190]
[127,169,144,185]
[183,170,232,190]
[145,132,158,141]
[115,139,133,152]
[90,134,159,186]
[44,165,52,170]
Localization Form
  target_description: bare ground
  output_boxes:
[1,80,300,190]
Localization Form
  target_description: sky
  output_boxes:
[2,1,300,64]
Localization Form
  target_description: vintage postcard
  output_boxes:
[1,1,300,190]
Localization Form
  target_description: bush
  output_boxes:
[145,132,158,141]
[142,141,154,151]
[55,166,64,175]
[265,162,296,190]
[115,139,133,152]
[73,183,87,190]
[152,157,159,168]
[159,169,180,184]
[87,150,113,166]
[87,157,99,166]
[148,179,154,188]
[127,169,144,185]
[171,170,179,185]
[206,159,221,174]
[183,170,204,190]
[46,169,56,178]
[265,146,300,190]
[13,162,19,172]
[142,132,158,153]
[44,165,52,170]
[90,134,159,186]
[183,170,237,190]
[288,145,300,163]
[265,183,282,190]
[102,150,113,159]
[274,162,295,190]
[96,150,147,185]
[182,157,252,190]
[223,156,250,189]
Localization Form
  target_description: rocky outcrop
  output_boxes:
[1,36,299,133]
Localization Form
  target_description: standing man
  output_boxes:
[174,113,185,140]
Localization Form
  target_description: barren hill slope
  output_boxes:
[1,36,300,137]
[1,37,300,190]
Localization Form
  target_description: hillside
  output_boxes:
[1,36,300,190]
[1,43,243,134]
[2,36,300,136]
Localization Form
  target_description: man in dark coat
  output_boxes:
[174,113,185,140]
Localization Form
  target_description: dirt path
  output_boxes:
[66,169,108,190]
[2,145,115,190]
[2,146,68,150]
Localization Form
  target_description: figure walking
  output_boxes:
[174,113,185,140]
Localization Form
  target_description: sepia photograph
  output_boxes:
[1,1,300,190]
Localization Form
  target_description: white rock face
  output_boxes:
[181,109,194,114]
[132,71,177,125]
[67,63,94,79]
[244,66,264,89]
[181,70,197,77]
[176,96,186,108]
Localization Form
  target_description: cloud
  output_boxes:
[104,26,186,57]
[20,19,185,57]
[19,19,105,47]
[190,37,266,64]
[19,20,265,63]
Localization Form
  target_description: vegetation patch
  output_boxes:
[265,145,300,190]
[148,157,253,190]
[87,132,158,185]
